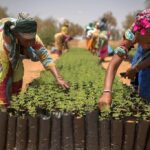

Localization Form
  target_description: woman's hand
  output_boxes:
[126,66,138,80]
[56,78,70,90]
[49,66,70,90]
[98,92,112,110]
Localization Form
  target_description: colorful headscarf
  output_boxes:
[15,13,37,33]
[4,12,37,39]
[3,13,37,70]
[132,9,150,35]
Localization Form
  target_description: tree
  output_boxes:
[36,17,58,46]
[99,11,118,40]
[122,13,135,30]
[100,11,117,27]
[0,6,8,18]
[59,19,84,37]
[122,10,141,31]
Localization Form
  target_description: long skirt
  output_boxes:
[131,45,150,102]
[98,38,108,60]
[0,50,24,106]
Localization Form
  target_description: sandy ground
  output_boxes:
[22,39,131,90]
[22,60,44,90]
[22,52,59,90]
[101,57,131,85]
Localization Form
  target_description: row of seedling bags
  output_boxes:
[0,110,149,150]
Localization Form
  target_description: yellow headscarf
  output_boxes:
[61,26,68,34]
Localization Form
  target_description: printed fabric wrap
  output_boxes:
[125,29,135,41]
[114,47,127,57]
[131,45,150,102]
[98,30,109,59]
[0,17,55,105]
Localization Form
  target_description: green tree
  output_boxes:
[36,17,58,46]
[101,11,117,27]
[122,10,141,31]
[122,13,135,30]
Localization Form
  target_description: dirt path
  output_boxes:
[22,52,59,90]
[22,39,87,90]
[22,40,131,90]
[22,60,44,90]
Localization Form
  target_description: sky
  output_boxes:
[0,0,146,29]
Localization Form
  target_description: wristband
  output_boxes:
[103,90,112,93]
[114,46,127,57]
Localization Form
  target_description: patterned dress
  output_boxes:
[0,18,55,105]
[132,45,150,102]
[114,9,150,102]
[98,30,109,59]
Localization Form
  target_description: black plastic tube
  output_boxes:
[99,120,110,150]
[0,112,8,150]
[123,120,136,150]
[111,120,123,150]
[27,116,39,150]
[145,127,150,150]
[74,116,85,150]
[16,116,28,150]
[134,120,150,150]
[38,116,51,150]
[62,113,74,150]
[50,112,62,150]
[6,115,17,150]
[85,110,99,150]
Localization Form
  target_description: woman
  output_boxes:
[54,24,71,56]
[85,22,94,51]
[0,13,69,106]
[90,22,100,55]
[98,9,150,109]
[98,18,109,62]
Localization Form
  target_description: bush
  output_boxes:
[11,48,150,120]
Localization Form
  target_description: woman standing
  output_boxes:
[98,18,109,62]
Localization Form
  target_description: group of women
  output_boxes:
[1,8,150,109]
[85,18,110,62]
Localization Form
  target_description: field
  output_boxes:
[22,40,131,89]
[0,42,150,150]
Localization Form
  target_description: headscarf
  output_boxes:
[14,12,37,34]
[61,26,68,34]
[99,18,108,31]
[4,12,37,39]
[3,13,37,70]
[132,9,150,35]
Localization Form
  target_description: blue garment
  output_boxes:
[131,45,143,66]
[131,45,150,102]
[27,47,39,61]
[108,45,114,55]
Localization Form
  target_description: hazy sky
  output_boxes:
[0,0,146,28]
